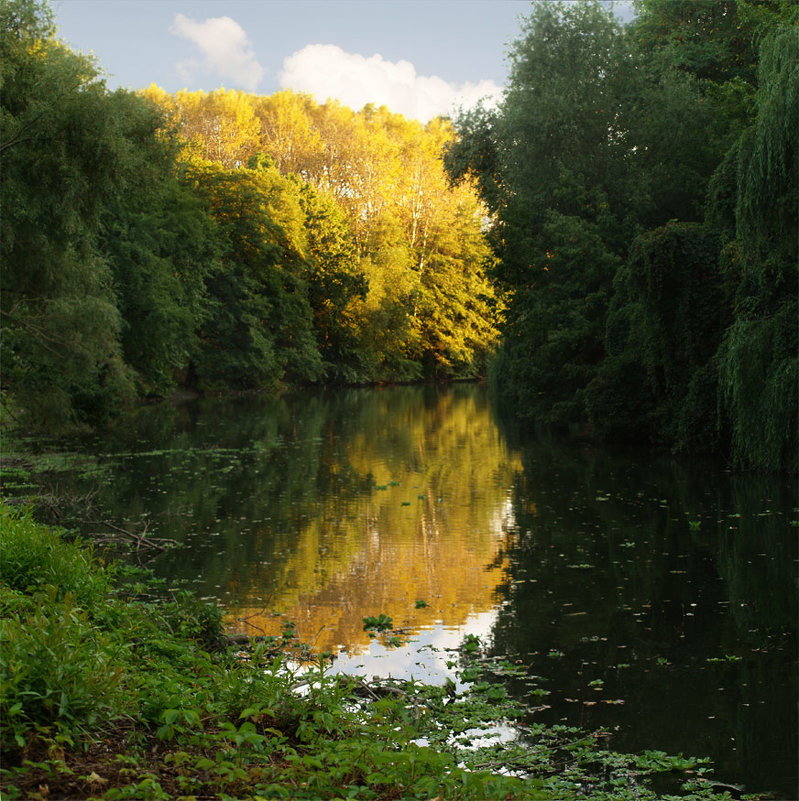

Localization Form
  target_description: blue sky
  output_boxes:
[52,1,635,121]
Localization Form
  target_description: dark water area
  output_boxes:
[490,412,798,800]
[19,384,798,798]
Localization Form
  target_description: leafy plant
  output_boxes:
[0,588,123,749]
[0,504,109,610]
[362,614,393,632]
[462,633,482,653]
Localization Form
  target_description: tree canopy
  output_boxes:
[3,0,795,472]
[446,0,797,470]
[2,0,499,431]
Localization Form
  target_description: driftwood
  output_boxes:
[698,779,746,798]
[89,519,178,553]
[352,678,409,700]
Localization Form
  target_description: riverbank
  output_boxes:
[0,503,767,800]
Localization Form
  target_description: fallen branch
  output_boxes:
[89,519,178,552]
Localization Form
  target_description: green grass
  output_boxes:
[0,503,763,800]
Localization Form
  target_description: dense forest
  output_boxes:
[445,0,797,471]
[1,0,796,471]
[1,0,498,425]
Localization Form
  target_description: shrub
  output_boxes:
[161,590,226,652]
[0,503,109,609]
[0,588,123,750]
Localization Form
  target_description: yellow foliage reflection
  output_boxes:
[226,388,521,653]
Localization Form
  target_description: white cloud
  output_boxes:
[171,14,264,91]
[279,44,501,122]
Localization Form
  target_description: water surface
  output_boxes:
[52,385,797,797]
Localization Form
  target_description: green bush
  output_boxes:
[0,587,123,749]
[161,589,226,652]
[0,503,109,609]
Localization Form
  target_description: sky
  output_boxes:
[52,0,635,123]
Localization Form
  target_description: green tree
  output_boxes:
[186,158,322,389]
[586,222,727,449]
[447,1,632,422]
[1,0,134,427]
[297,182,369,382]
[626,0,773,226]
[97,92,217,396]
[446,0,796,471]
[357,210,423,382]
[713,19,798,470]
[632,0,761,84]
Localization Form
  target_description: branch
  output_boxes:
[89,519,178,552]
[0,308,65,356]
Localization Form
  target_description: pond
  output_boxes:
[26,384,799,797]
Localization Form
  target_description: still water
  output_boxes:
[64,385,796,797]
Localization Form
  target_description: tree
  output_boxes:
[446,1,632,422]
[713,18,798,470]
[411,191,500,378]
[1,0,134,427]
[586,222,727,449]
[145,86,502,385]
[297,183,369,382]
[632,0,761,84]
[97,91,217,396]
[252,90,324,178]
[185,158,322,389]
[625,0,774,227]
[171,88,260,169]
[445,0,796,471]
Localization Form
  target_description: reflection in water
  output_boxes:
[84,386,520,656]
[226,386,520,654]
[487,416,798,799]
[62,384,796,798]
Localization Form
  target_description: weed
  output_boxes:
[0,588,123,750]
[0,504,109,608]
[362,614,393,632]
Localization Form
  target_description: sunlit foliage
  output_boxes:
[2,0,499,434]
[149,87,501,381]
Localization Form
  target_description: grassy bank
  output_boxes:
[0,504,756,800]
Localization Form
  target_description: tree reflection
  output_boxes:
[487,406,797,798]
[226,385,522,653]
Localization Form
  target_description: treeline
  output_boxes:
[446,0,797,471]
[3,0,795,472]
[0,0,498,431]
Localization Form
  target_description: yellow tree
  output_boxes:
[412,184,500,376]
[142,85,500,381]
[252,90,324,178]
[172,88,261,168]
[393,115,454,265]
